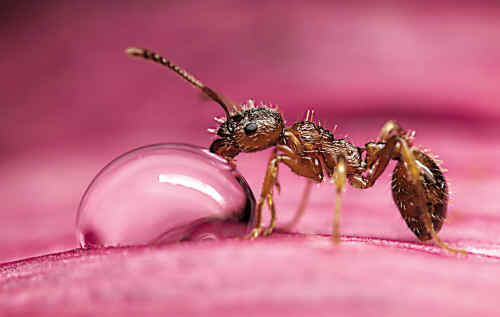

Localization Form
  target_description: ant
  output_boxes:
[126,47,466,255]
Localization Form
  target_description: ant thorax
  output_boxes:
[286,120,363,178]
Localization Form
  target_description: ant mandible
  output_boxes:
[126,47,466,255]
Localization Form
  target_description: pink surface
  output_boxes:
[1,1,500,315]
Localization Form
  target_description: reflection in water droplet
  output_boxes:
[76,143,255,248]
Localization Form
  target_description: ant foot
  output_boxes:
[436,242,468,256]
[449,248,468,256]
[262,225,275,236]
[331,233,341,245]
[243,227,263,240]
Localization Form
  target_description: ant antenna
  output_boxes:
[125,47,236,129]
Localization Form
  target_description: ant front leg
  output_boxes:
[245,148,281,239]
[246,144,322,239]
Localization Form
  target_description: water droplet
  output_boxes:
[76,143,255,248]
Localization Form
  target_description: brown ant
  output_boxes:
[126,47,466,255]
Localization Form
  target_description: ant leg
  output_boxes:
[383,124,465,253]
[246,149,286,239]
[421,206,466,254]
[396,139,467,255]
[248,191,277,238]
[246,196,265,239]
[377,120,410,143]
[332,156,347,244]
[263,194,277,236]
[280,180,313,231]
[354,128,465,253]
[279,130,315,231]
[350,121,464,253]
[247,145,322,239]
[350,120,414,190]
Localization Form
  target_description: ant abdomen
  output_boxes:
[391,150,448,241]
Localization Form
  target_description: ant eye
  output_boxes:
[244,122,258,135]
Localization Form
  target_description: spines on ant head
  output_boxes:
[209,99,282,134]
[125,47,236,131]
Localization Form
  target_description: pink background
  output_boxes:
[1,1,500,315]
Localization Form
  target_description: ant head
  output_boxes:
[210,102,284,158]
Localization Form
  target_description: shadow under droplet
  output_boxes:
[80,229,102,248]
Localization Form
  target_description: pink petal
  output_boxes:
[1,2,499,315]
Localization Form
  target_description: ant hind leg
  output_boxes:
[393,138,467,255]
[280,180,313,231]
[355,121,464,254]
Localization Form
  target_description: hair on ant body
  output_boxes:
[126,47,466,255]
